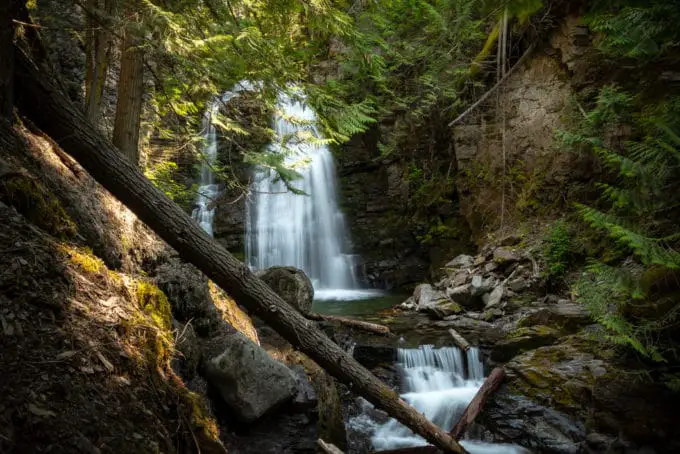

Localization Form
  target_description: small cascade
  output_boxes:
[358,345,524,454]
[193,82,256,236]
[192,102,220,236]
[246,93,377,300]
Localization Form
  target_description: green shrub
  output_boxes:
[544,219,571,280]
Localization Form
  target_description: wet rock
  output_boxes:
[518,302,590,331]
[508,277,529,292]
[446,284,474,307]
[485,285,504,309]
[482,336,680,453]
[256,266,314,314]
[491,325,560,362]
[290,365,318,411]
[398,296,416,311]
[414,284,448,311]
[445,254,474,269]
[449,271,468,286]
[427,301,464,319]
[471,275,494,297]
[203,330,297,422]
[493,247,521,265]
[484,262,498,273]
[353,345,395,369]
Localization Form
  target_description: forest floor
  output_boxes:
[0,123,223,454]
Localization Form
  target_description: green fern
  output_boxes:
[564,87,680,361]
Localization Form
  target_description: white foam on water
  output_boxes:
[314,289,386,301]
[358,345,525,454]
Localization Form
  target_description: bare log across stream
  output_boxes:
[13,44,467,454]
[306,313,391,335]
[448,328,470,351]
[369,368,506,454]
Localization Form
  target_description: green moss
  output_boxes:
[135,281,172,332]
[0,175,76,239]
[60,245,105,274]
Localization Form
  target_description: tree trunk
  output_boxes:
[112,5,143,165]
[14,45,467,454]
[449,367,505,439]
[84,0,116,125]
[307,313,391,335]
[448,328,470,352]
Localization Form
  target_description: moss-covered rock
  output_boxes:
[491,325,560,362]
[481,333,680,453]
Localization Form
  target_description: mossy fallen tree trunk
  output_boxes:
[13,46,467,454]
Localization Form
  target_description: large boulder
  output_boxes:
[414,283,448,311]
[256,266,314,314]
[203,329,297,422]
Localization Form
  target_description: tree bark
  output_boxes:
[14,46,467,454]
[112,3,144,165]
[84,0,116,125]
[307,313,391,335]
[371,368,506,454]
[448,328,470,352]
[449,367,505,439]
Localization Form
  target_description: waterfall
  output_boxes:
[192,102,220,236]
[193,82,256,236]
[245,93,378,300]
[357,345,525,454]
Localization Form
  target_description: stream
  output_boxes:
[196,86,524,453]
[348,344,525,454]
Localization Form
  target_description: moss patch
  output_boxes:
[0,174,76,239]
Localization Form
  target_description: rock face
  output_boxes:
[256,266,314,314]
[481,335,680,453]
[203,330,297,422]
[452,16,598,237]
[336,134,474,289]
[153,258,219,335]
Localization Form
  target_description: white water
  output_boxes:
[193,82,256,236]
[192,102,220,236]
[246,93,378,300]
[361,346,524,454]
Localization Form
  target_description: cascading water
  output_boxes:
[193,82,256,236]
[192,102,220,236]
[245,93,379,300]
[353,345,525,454]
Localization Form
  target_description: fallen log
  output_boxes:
[448,328,470,352]
[368,368,506,454]
[307,313,391,335]
[449,367,505,439]
[317,439,345,454]
[14,45,467,454]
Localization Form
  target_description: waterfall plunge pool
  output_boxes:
[312,291,405,315]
